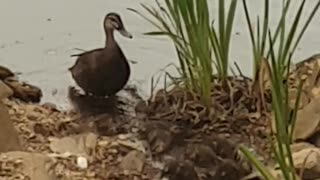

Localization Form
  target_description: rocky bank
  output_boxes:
[1,55,320,180]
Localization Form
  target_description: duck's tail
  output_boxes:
[70,53,82,57]
[70,48,87,57]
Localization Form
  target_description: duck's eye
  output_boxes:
[109,17,120,29]
[109,17,118,23]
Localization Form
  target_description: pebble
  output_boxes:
[26,112,39,121]
[108,148,118,154]
[76,156,88,169]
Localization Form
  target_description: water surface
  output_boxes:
[0,0,319,108]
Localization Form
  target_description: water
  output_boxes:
[0,0,319,109]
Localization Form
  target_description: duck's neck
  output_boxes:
[105,28,116,47]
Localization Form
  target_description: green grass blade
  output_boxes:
[291,1,320,53]
[224,0,238,74]
[242,0,257,58]
[281,0,306,69]
[260,0,269,56]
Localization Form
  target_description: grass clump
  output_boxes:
[129,0,237,106]
[131,0,320,179]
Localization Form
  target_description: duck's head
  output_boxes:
[104,12,133,39]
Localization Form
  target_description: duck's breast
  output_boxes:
[96,48,131,94]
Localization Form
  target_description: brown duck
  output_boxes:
[69,12,132,97]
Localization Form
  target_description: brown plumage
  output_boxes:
[69,12,132,97]
[161,160,199,180]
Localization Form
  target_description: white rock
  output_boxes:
[77,156,88,169]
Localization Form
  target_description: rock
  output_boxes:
[0,151,56,180]
[290,142,315,153]
[268,169,300,180]
[291,146,320,180]
[4,77,42,103]
[0,65,14,80]
[41,102,59,111]
[49,132,97,156]
[288,89,309,109]
[0,80,13,100]
[0,101,22,152]
[76,156,88,169]
[292,97,320,141]
[244,167,300,180]
[270,142,320,180]
[312,87,320,98]
[119,150,145,172]
[292,54,320,95]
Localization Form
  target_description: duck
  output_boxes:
[69,12,132,97]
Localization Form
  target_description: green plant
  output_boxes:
[129,0,237,106]
[210,0,238,79]
[240,1,320,180]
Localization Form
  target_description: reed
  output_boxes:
[243,0,320,76]
[129,0,237,106]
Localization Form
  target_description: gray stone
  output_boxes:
[120,150,146,172]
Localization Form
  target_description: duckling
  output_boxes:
[69,12,132,97]
[161,160,199,180]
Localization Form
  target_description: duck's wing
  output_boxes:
[70,48,104,57]
[68,48,104,72]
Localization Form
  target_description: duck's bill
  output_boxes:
[119,28,133,39]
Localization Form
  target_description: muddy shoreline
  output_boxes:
[1,54,320,179]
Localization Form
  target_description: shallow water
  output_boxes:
[0,0,319,109]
